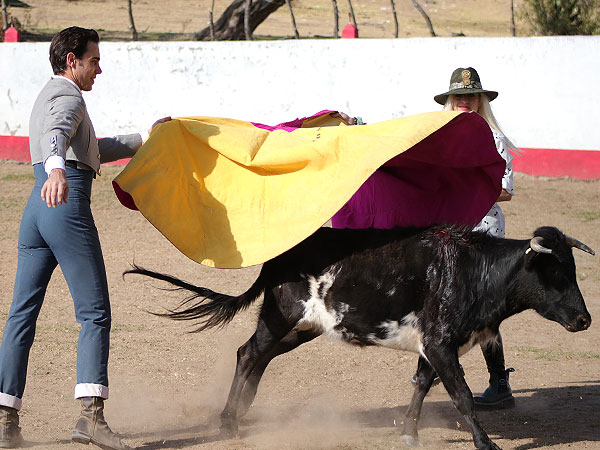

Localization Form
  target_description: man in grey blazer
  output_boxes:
[0,27,168,450]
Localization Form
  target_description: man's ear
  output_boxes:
[66,52,77,69]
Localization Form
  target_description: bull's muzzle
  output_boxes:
[565,314,592,332]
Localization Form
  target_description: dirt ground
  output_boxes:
[8,0,529,40]
[0,159,599,450]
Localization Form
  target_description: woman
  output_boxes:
[431,66,517,409]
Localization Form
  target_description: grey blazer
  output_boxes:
[29,77,142,175]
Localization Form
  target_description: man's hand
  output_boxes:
[41,168,69,208]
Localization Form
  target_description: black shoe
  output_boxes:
[473,368,516,410]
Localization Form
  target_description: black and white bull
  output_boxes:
[126,224,594,450]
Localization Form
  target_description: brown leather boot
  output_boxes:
[71,397,131,450]
[0,405,23,449]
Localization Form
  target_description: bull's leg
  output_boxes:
[219,317,289,436]
[401,355,437,446]
[219,290,310,436]
[237,329,319,417]
[426,347,501,450]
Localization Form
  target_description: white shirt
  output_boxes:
[473,132,514,238]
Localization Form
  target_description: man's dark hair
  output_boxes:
[49,26,99,75]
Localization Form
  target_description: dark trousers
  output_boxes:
[481,332,506,374]
[0,164,110,408]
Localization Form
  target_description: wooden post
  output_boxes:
[411,0,436,37]
[390,0,398,38]
[331,0,339,38]
[209,0,216,40]
[285,0,299,39]
[244,0,253,40]
[127,0,138,41]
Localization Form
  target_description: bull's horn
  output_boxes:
[565,235,596,256]
[529,236,552,254]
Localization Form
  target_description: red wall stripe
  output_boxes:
[513,148,600,181]
[0,136,130,166]
[1,136,599,180]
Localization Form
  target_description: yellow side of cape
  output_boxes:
[113,111,462,268]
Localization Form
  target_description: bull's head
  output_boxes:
[525,227,593,332]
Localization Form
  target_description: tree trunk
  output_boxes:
[285,0,300,39]
[1,0,9,32]
[332,0,339,38]
[195,0,286,40]
[411,0,436,37]
[244,0,252,40]
[510,0,516,36]
[127,0,138,41]
[390,0,398,37]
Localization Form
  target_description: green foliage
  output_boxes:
[520,0,600,35]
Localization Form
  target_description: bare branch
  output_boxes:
[347,0,358,30]
[332,0,339,38]
[285,0,299,39]
[510,0,516,36]
[209,0,216,40]
[390,0,399,37]
[127,0,138,41]
[1,0,9,31]
[411,0,436,37]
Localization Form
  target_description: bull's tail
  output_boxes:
[124,264,266,332]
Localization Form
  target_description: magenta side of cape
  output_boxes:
[331,113,505,229]
[250,110,335,131]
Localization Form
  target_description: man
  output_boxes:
[0,26,168,450]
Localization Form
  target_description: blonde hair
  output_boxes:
[443,94,520,154]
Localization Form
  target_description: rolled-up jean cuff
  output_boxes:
[0,393,22,410]
[74,383,109,400]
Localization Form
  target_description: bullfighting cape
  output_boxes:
[113,110,504,268]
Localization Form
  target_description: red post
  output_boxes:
[4,26,20,42]
[341,23,358,38]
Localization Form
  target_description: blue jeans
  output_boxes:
[0,164,110,409]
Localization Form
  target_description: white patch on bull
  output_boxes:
[458,328,496,356]
[366,312,424,354]
[294,267,347,339]
[386,287,396,297]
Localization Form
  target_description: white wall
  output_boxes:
[1,36,599,150]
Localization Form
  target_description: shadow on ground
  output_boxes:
[129,382,600,449]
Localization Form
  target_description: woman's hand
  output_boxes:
[330,112,364,126]
[149,116,172,134]
[497,189,512,202]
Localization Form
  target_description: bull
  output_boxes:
[126,224,594,450]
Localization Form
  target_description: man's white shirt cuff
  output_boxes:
[44,155,66,175]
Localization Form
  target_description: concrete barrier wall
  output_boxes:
[1,37,599,176]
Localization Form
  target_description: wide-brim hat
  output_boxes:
[434,67,498,105]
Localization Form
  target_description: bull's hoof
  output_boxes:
[401,434,422,447]
[476,441,501,450]
[219,422,239,439]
